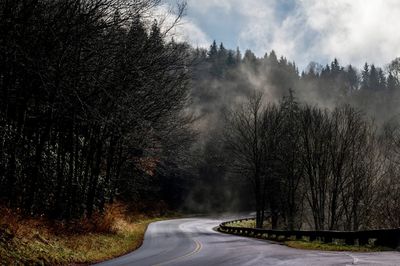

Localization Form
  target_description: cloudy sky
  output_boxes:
[162,0,400,70]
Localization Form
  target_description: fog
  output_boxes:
[184,42,400,214]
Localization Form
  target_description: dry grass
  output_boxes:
[227,218,271,229]
[228,219,256,228]
[0,203,172,265]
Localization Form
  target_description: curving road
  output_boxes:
[96,216,400,266]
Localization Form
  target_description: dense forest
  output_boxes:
[2,0,400,233]
[0,0,195,219]
[190,42,400,230]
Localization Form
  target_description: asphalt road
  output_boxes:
[96,216,400,266]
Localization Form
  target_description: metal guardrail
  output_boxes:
[219,218,400,249]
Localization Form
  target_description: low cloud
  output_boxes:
[165,0,400,69]
[300,0,400,67]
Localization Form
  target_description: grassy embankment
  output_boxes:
[225,219,391,252]
[0,203,175,265]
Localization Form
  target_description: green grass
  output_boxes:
[285,239,392,252]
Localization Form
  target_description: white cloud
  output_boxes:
[152,4,211,47]
[299,0,400,67]
[188,0,232,14]
[173,19,211,47]
[165,0,400,69]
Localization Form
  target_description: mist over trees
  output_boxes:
[3,0,400,232]
[189,40,400,229]
[222,94,385,230]
[190,41,400,124]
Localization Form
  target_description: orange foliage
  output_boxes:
[0,203,128,238]
[0,201,169,240]
[75,203,127,234]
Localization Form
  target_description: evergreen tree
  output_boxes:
[331,58,341,76]
[361,63,370,90]
[235,47,242,63]
[269,50,278,65]
[279,56,288,66]
[321,64,331,79]
[346,65,359,90]
[217,43,228,71]
[369,64,379,90]
[194,47,207,60]
[387,72,398,91]
[218,42,227,59]
[243,49,257,68]
[378,68,387,90]
[208,40,218,60]
[208,40,221,76]
[226,50,236,66]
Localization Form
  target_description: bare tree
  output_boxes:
[223,91,267,228]
[299,106,332,230]
[0,0,193,219]
[278,90,305,230]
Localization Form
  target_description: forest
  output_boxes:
[2,0,400,233]
[192,43,400,231]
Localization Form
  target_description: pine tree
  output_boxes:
[215,43,228,76]
[218,42,227,59]
[269,50,278,64]
[226,50,236,66]
[208,40,218,60]
[369,64,379,90]
[243,49,257,66]
[346,65,359,90]
[331,58,340,76]
[235,47,242,63]
[361,63,370,90]
[378,68,386,90]
[321,64,331,79]
[387,72,398,91]
[208,40,220,77]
